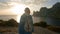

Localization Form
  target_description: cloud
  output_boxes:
[0,0,15,9]
[0,3,8,9]
[20,0,49,5]
[0,2,13,9]
[0,0,11,2]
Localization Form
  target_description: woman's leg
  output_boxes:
[19,29,24,34]
[25,32,32,34]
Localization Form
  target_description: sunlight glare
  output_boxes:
[10,3,27,15]
[17,15,21,23]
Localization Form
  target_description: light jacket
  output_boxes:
[19,13,34,32]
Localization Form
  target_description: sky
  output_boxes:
[0,0,60,15]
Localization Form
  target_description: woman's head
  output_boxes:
[24,7,30,14]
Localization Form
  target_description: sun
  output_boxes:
[9,2,28,23]
[10,3,27,15]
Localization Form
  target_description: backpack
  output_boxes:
[24,16,32,32]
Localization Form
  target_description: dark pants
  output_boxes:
[24,31,32,34]
[19,31,32,34]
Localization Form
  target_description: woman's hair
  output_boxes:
[24,7,30,13]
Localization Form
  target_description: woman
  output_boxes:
[19,7,34,34]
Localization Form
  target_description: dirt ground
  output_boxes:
[0,26,60,34]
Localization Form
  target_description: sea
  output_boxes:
[0,15,17,22]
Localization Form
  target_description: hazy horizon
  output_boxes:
[0,15,41,23]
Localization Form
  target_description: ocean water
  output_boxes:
[0,15,17,21]
[46,17,60,26]
[32,16,46,23]
[33,16,60,26]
